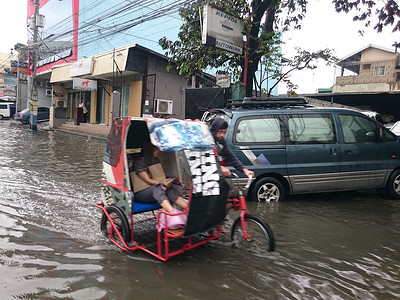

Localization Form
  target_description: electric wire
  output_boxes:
[36,0,192,49]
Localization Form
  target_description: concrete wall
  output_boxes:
[361,48,397,62]
[147,56,188,119]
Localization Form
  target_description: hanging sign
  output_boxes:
[73,78,97,91]
[202,5,244,55]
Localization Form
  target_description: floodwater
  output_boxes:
[0,120,399,299]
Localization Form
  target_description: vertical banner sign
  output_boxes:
[202,5,244,55]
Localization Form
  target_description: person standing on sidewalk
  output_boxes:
[79,101,88,123]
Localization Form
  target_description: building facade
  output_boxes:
[49,44,190,128]
[333,45,400,93]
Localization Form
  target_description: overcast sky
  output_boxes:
[1,1,398,94]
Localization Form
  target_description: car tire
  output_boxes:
[251,177,285,202]
[386,169,400,199]
[25,117,30,124]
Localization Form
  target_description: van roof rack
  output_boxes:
[226,97,309,108]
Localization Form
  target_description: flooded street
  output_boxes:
[0,120,399,299]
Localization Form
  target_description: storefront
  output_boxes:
[49,43,189,130]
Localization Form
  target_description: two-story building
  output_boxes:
[306,45,400,123]
[333,44,400,93]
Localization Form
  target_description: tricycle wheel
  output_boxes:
[231,214,275,252]
[100,205,130,243]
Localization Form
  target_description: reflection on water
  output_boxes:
[0,121,399,299]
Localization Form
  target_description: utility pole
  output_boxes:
[30,0,40,130]
[16,49,20,114]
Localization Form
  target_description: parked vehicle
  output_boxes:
[0,102,16,119]
[202,97,400,202]
[15,107,49,124]
[390,121,400,136]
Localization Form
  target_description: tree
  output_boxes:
[332,0,400,33]
[13,43,29,62]
[159,0,399,97]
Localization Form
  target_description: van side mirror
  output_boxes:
[366,131,378,142]
[369,128,385,142]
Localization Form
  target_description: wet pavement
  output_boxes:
[0,119,399,299]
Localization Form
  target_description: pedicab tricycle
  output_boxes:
[96,117,274,261]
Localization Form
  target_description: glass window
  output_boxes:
[373,66,386,76]
[339,114,380,143]
[96,88,105,124]
[234,116,281,144]
[121,85,130,117]
[288,114,335,144]
[340,114,397,143]
[363,64,371,70]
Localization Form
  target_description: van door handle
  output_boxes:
[344,150,352,155]
[331,148,337,156]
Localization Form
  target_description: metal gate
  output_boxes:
[185,88,226,120]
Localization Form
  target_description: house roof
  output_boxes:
[336,44,395,74]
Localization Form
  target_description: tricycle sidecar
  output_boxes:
[97,117,230,261]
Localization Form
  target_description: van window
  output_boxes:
[288,114,335,144]
[339,114,396,143]
[0,104,7,109]
[234,116,281,144]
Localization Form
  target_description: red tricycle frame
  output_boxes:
[97,117,274,261]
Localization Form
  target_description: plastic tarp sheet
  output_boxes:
[146,118,214,152]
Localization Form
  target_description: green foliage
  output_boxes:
[159,0,398,96]
[332,0,400,33]
[13,43,29,61]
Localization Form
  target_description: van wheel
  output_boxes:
[251,177,285,202]
[386,169,400,199]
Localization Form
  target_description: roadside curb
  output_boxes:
[53,128,107,141]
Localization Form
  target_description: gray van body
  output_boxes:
[0,102,15,119]
[204,98,400,201]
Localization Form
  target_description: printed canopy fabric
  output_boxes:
[103,117,131,188]
[146,118,215,152]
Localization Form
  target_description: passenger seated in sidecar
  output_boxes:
[130,141,187,213]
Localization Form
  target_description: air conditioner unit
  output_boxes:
[155,99,173,114]
[55,99,67,108]
[45,89,52,97]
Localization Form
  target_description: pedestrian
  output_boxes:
[210,118,254,178]
[79,100,88,123]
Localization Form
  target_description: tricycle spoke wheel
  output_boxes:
[231,214,275,252]
[100,206,130,244]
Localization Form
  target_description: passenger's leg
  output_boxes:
[166,185,187,211]
[160,199,174,212]
[175,196,187,210]
[153,185,174,212]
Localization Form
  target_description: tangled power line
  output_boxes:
[31,0,195,62]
